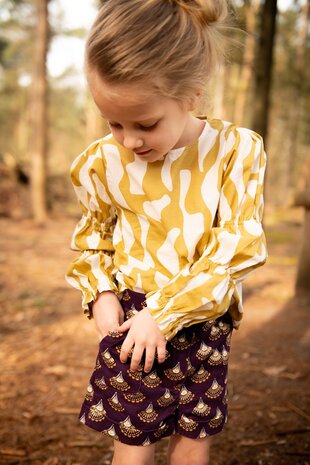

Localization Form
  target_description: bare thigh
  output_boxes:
[167,434,212,465]
[112,440,156,465]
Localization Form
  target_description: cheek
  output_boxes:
[110,129,122,144]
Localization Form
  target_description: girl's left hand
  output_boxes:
[118,307,167,373]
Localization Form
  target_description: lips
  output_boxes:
[134,149,152,156]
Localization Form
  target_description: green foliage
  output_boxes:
[0,0,86,169]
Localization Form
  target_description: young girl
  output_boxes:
[66,1,267,464]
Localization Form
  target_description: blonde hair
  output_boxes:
[86,0,234,100]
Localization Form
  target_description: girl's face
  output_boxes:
[88,72,203,163]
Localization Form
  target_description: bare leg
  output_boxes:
[167,434,212,465]
[111,440,156,465]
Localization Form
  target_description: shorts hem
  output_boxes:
[79,414,175,446]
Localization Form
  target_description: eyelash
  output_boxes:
[109,122,158,132]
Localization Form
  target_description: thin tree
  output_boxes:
[251,0,278,143]
[295,158,310,293]
[31,0,49,224]
[233,0,260,126]
[286,0,309,198]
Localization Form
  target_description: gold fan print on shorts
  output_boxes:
[94,375,108,391]
[102,425,119,440]
[170,333,192,350]
[192,397,211,416]
[208,349,223,366]
[226,332,232,347]
[196,341,213,360]
[164,362,185,381]
[85,383,94,401]
[126,304,139,319]
[88,399,106,422]
[209,325,221,341]
[198,427,208,438]
[127,366,143,381]
[108,392,125,412]
[94,359,101,371]
[119,416,143,438]
[191,365,211,383]
[154,421,169,438]
[178,414,198,432]
[142,437,151,446]
[205,379,224,399]
[179,385,195,404]
[218,320,231,335]
[142,370,162,388]
[122,290,131,301]
[222,347,229,365]
[186,357,195,376]
[157,388,174,407]
[101,349,116,368]
[138,403,158,423]
[123,391,146,403]
[202,320,214,331]
[208,408,224,428]
[109,371,131,391]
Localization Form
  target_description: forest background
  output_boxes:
[0,1,309,464]
[0,0,309,220]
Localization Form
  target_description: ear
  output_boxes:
[186,89,203,111]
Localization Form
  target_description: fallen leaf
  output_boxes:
[43,458,59,465]
[0,448,27,457]
[240,439,278,446]
[44,365,67,375]
[262,366,287,376]
[279,371,303,380]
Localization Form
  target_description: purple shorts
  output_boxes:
[79,289,233,446]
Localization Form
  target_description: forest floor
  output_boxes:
[0,207,309,465]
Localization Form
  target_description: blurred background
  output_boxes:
[0,0,309,219]
[0,0,309,464]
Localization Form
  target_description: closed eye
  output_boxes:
[109,122,122,129]
[108,121,159,131]
[138,122,158,131]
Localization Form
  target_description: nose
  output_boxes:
[122,131,143,151]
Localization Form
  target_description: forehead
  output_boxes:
[87,71,175,121]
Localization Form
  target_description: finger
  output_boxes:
[118,319,132,333]
[143,345,156,373]
[156,343,167,364]
[130,344,145,372]
[120,335,134,363]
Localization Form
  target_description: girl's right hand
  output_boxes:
[92,291,124,340]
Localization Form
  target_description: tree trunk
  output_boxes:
[286,0,309,202]
[251,0,277,143]
[295,198,310,293]
[31,0,49,224]
[233,0,260,126]
[294,146,310,293]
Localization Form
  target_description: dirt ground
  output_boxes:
[0,207,309,465]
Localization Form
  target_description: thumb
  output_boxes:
[118,318,132,333]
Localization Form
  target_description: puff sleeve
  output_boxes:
[65,141,118,318]
[145,126,268,340]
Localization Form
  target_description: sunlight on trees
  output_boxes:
[0,0,309,220]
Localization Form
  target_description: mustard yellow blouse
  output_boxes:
[66,116,268,340]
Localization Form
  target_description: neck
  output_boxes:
[175,115,206,149]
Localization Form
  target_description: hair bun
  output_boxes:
[172,0,228,26]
